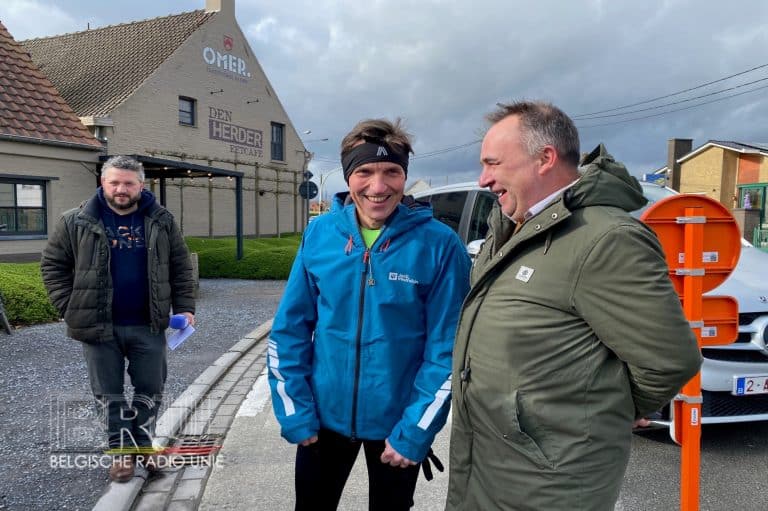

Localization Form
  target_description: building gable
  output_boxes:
[21,10,215,117]
[104,9,306,169]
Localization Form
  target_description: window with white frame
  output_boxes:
[0,180,47,235]
[179,96,196,126]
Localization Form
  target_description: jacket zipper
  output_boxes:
[350,248,370,441]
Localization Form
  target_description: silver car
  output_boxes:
[414,180,768,426]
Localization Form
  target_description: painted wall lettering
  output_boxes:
[209,119,262,148]
[207,107,263,157]
[208,107,232,122]
[202,46,251,78]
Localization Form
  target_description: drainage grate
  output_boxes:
[156,434,223,467]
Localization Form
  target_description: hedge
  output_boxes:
[0,263,59,326]
[186,235,300,279]
[0,236,301,326]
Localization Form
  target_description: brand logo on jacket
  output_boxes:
[389,272,418,284]
[515,265,534,283]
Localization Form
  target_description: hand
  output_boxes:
[183,312,196,327]
[300,435,318,446]
[633,417,652,428]
[380,439,416,468]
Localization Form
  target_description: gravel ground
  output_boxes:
[0,279,285,511]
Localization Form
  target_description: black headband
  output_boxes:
[341,142,409,182]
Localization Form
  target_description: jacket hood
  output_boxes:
[567,144,647,213]
[80,188,160,221]
[329,191,433,237]
[96,187,156,215]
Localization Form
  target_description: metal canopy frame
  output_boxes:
[99,154,245,259]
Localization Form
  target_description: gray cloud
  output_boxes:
[4,0,768,195]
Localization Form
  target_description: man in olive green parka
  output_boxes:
[446,101,702,511]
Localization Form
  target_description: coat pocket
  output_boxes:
[492,390,554,470]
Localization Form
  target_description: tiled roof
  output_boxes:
[708,140,768,153]
[0,21,101,149]
[677,140,768,164]
[22,10,215,117]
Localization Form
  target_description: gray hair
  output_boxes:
[101,155,145,182]
[487,101,580,166]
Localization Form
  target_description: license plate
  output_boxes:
[733,375,768,395]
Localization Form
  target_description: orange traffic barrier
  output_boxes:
[641,195,740,511]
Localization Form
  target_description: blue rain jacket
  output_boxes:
[268,193,471,461]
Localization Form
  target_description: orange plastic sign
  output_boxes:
[680,295,739,346]
[640,194,741,294]
[640,194,742,511]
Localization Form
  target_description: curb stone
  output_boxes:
[91,320,272,511]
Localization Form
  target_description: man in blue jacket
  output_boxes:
[268,118,471,510]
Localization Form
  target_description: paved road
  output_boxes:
[202,370,768,511]
[3,276,766,510]
[0,279,284,511]
[200,366,451,510]
[619,422,767,510]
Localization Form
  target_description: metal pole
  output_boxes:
[293,171,298,234]
[236,176,243,260]
[208,178,214,238]
[275,172,280,238]
[318,167,343,212]
[254,164,260,238]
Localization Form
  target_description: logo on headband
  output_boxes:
[377,146,388,157]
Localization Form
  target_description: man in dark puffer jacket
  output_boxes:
[41,155,195,482]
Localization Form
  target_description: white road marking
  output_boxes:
[236,368,270,417]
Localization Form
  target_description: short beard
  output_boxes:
[106,194,140,211]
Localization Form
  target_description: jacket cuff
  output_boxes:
[281,422,319,445]
[387,428,430,462]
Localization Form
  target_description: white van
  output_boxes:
[414,181,768,426]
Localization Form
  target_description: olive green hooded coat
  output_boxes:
[446,145,702,511]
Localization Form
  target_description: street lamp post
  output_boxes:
[299,133,329,225]
[317,167,343,212]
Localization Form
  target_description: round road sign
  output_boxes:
[299,180,318,199]
[640,194,741,294]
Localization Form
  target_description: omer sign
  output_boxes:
[203,42,251,78]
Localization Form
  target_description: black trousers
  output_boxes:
[294,428,421,511]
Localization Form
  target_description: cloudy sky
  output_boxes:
[3,0,768,195]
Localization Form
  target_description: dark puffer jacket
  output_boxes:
[40,189,195,343]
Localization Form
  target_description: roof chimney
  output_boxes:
[667,138,692,191]
[206,0,233,15]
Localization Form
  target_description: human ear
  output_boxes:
[537,145,558,174]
